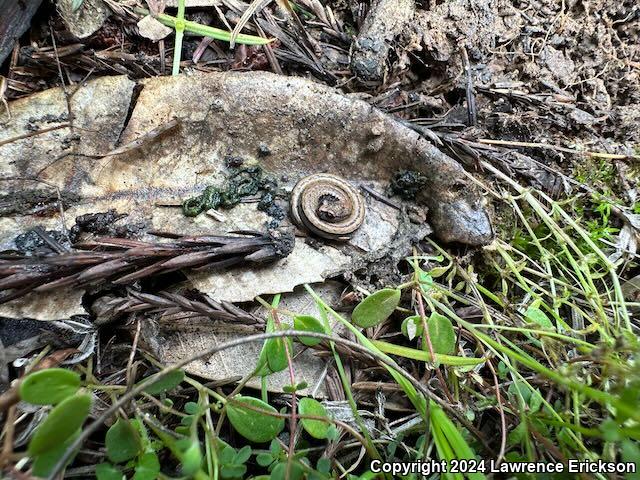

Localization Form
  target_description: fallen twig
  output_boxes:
[477,138,640,160]
[99,118,180,158]
[0,123,71,148]
[0,229,294,303]
[94,289,262,326]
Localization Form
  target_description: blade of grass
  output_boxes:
[430,401,486,480]
[313,298,385,467]
[304,286,493,455]
[229,0,272,48]
[305,284,427,417]
[135,8,273,46]
[482,160,630,331]
[430,419,463,480]
[172,0,186,75]
[433,299,640,423]
[372,340,486,366]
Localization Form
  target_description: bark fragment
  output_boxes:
[0,0,43,65]
[350,0,416,82]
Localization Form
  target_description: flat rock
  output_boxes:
[141,282,345,396]
[0,75,136,319]
[57,0,110,39]
[0,71,491,319]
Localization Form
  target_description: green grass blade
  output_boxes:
[430,401,486,480]
[305,285,427,417]
[149,10,273,46]
[171,0,186,75]
[372,340,485,366]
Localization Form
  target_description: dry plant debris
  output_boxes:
[0,230,294,303]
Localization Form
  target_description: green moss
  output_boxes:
[572,157,616,192]
[182,166,278,217]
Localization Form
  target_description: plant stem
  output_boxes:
[172,0,185,75]
[135,8,272,46]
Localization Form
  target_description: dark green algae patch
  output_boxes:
[182,165,284,220]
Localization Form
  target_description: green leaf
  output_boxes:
[418,270,435,289]
[255,351,271,377]
[351,288,401,328]
[256,453,274,467]
[220,445,236,464]
[525,306,553,329]
[599,419,621,442]
[184,401,199,415]
[180,439,202,475]
[507,422,527,445]
[270,462,304,480]
[71,0,85,11]
[269,439,282,456]
[508,379,533,404]
[265,338,289,373]
[621,439,640,480]
[31,430,81,477]
[298,398,330,439]
[429,265,449,278]
[294,315,325,346]
[617,383,640,423]
[142,370,185,395]
[234,445,252,464]
[283,381,308,393]
[133,452,160,480]
[221,463,246,478]
[427,312,456,355]
[95,463,123,480]
[255,314,282,376]
[106,418,142,464]
[270,463,286,480]
[20,368,81,405]
[528,388,544,413]
[401,315,424,340]
[316,457,331,474]
[226,396,284,443]
[27,394,92,456]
